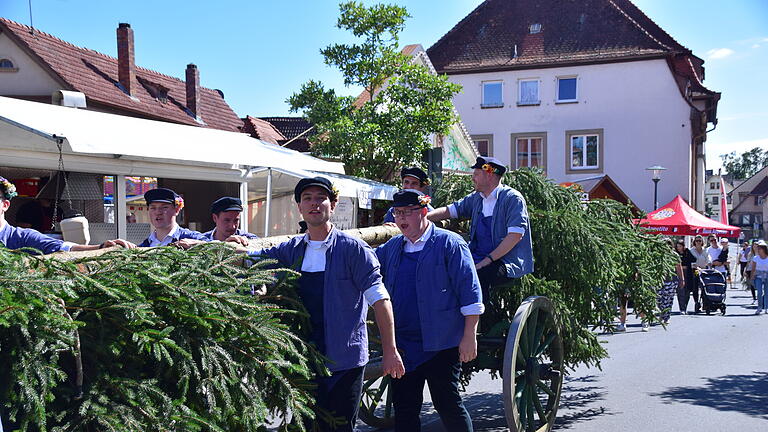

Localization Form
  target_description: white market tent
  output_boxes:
[0,96,395,237]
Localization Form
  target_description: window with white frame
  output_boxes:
[515,136,545,168]
[471,134,493,156]
[518,79,539,105]
[709,182,717,189]
[557,76,577,102]
[566,129,602,172]
[481,81,503,108]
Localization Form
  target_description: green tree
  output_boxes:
[720,147,768,179]
[288,1,462,182]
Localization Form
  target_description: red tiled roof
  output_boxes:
[257,117,313,153]
[427,0,693,74]
[241,116,286,145]
[0,17,242,131]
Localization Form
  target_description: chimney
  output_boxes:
[116,23,135,96]
[185,63,201,119]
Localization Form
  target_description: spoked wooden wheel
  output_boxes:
[359,359,395,428]
[502,296,564,432]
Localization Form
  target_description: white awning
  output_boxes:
[0,96,343,174]
[248,167,397,201]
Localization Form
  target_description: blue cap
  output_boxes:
[392,189,429,208]
[144,188,179,205]
[211,197,243,214]
[294,177,337,203]
[471,156,507,175]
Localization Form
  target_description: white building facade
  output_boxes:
[427,0,720,213]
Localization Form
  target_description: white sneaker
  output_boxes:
[642,323,650,332]
[616,323,626,332]
[756,309,762,315]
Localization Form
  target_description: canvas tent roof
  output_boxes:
[0,96,343,178]
[636,195,741,237]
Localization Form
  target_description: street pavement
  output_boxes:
[360,277,768,431]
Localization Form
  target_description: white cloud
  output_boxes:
[706,48,735,60]
[753,44,761,49]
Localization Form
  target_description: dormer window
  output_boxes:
[529,23,542,34]
[0,58,18,72]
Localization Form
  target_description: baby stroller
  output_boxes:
[698,268,727,315]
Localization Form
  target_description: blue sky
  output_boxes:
[1,0,766,170]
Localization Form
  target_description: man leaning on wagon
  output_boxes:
[376,189,483,431]
[383,167,434,225]
[427,156,534,301]
[247,176,405,431]
[0,176,135,254]
[138,188,207,248]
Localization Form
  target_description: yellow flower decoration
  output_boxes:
[482,163,497,175]
[330,185,340,199]
[0,176,18,200]
[418,194,432,207]
[174,196,185,210]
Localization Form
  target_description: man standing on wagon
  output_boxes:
[249,176,404,431]
[427,156,534,300]
[376,189,483,431]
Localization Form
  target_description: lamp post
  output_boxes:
[645,165,667,210]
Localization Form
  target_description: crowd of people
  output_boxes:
[615,231,768,333]
[0,156,534,431]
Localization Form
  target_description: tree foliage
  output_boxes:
[0,243,321,431]
[720,147,768,180]
[433,169,678,371]
[288,1,462,182]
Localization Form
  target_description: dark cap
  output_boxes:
[294,176,337,203]
[211,197,243,214]
[400,167,429,184]
[470,156,507,175]
[144,188,180,205]
[392,189,430,208]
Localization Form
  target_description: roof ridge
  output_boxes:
[607,0,688,52]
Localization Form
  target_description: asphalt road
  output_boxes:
[361,278,768,431]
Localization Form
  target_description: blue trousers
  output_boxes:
[312,366,364,431]
[391,347,473,432]
[756,276,767,310]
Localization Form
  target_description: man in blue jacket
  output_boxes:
[202,197,259,245]
[377,189,483,432]
[138,188,207,247]
[250,176,404,431]
[0,176,135,254]
[383,167,434,225]
[428,156,534,299]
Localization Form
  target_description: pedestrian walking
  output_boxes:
[739,241,751,282]
[689,235,711,313]
[675,239,694,314]
[749,240,768,314]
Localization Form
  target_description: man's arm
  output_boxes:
[475,232,522,270]
[427,206,452,222]
[371,299,405,379]
[459,315,480,363]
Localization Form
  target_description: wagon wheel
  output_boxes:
[359,358,395,429]
[502,296,564,432]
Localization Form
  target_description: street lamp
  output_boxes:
[645,165,667,210]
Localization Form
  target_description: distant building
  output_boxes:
[256,116,314,152]
[704,169,734,221]
[426,0,720,212]
[729,165,768,240]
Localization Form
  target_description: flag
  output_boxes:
[719,177,729,225]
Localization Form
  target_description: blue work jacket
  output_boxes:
[252,227,382,372]
[201,228,259,241]
[0,223,70,255]
[375,227,482,352]
[138,227,207,247]
[452,186,534,278]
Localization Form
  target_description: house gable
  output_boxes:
[0,18,242,132]
[0,31,63,96]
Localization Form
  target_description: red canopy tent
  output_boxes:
[636,195,741,237]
